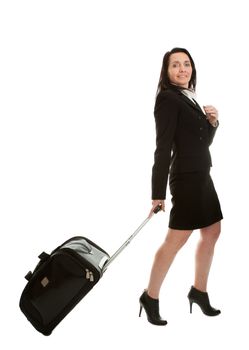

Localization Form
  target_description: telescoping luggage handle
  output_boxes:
[103,204,162,271]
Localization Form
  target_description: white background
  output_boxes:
[0,0,248,348]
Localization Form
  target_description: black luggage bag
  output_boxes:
[19,206,161,335]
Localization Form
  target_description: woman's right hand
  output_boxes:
[148,199,165,218]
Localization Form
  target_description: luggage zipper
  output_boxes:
[85,269,94,282]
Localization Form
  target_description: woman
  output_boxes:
[139,48,223,326]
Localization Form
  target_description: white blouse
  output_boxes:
[181,88,198,104]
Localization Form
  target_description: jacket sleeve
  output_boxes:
[208,120,219,146]
[151,92,179,200]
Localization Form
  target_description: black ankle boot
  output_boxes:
[187,286,221,316]
[139,290,167,326]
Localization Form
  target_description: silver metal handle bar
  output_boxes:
[103,204,162,271]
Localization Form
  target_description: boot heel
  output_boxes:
[189,300,193,314]
[139,305,143,317]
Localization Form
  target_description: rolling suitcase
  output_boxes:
[19,205,161,335]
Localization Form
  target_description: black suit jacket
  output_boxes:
[151,86,219,200]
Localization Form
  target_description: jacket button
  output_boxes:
[200,127,203,130]
[200,137,202,140]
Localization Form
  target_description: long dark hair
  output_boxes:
[156,47,197,96]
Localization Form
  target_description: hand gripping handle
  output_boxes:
[153,204,162,214]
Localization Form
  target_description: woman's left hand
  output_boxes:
[203,105,219,127]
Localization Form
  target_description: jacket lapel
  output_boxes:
[178,93,206,116]
[167,86,207,117]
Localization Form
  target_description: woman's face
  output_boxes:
[167,52,193,88]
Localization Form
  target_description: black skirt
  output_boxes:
[168,170,223,230]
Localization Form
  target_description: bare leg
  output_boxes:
[194,221,221,292]
[147,228,193,299]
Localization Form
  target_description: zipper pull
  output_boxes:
[89,272,94,282]
[85,269,90,279]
